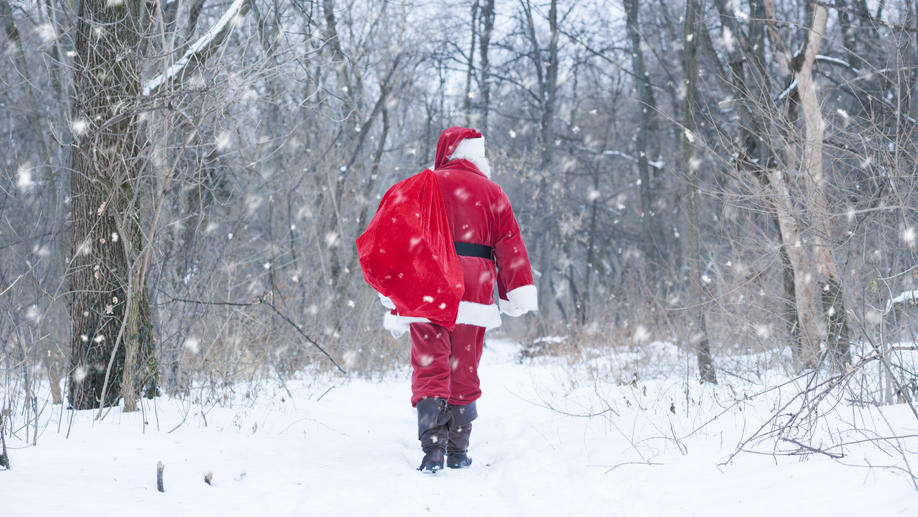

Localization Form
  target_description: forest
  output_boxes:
[2,0,918,512]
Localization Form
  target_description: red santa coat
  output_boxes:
[383,127,537,334]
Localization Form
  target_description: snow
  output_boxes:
[777,78,797,101]
[602,149,664,170]
[815,54,857,72]
[4,339,918,516]
[886,290,918,313]
[142,0,248,96]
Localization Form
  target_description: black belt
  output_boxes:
[455,242,494,261]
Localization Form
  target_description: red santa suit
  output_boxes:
[383,127,538,406]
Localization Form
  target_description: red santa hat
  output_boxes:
[434,126,491,178]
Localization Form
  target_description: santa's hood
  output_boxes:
[434,126,491,178]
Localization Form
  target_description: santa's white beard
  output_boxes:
[450,137,492,178]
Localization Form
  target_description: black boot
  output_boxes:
[446,402,477,469]
[416,397,449,473]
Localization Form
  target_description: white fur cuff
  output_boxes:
[499,285,538,317]
[383,300,502,337]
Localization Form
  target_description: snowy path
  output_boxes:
[4,339,918,516]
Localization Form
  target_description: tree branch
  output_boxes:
[143,0,251,96]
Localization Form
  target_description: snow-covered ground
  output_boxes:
[4,339,918,516]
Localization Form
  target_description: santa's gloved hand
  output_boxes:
[499,285,538,316]
[499,298,527,316]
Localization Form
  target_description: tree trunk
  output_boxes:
[464,1,479,126]
[540,0,559,170]
[795,4,851,369]
[765,170,823,369]
[711,0,804,358]
[623,0,660,292]
[68,0,153,410]
[774,224,803,363]
[478,0,495,135]
[683,0,716,383]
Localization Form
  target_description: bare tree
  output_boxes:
[623,0,665,294]
[682,0,716,383]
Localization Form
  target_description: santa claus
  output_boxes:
[372,126,538,472]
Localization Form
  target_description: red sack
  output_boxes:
[356,169,464,330]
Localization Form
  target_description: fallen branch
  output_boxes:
[781,438,845,459]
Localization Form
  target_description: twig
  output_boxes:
[603,461,662,474]
[258,296,347,375]
[807,0,917,33]
[781,438,845,459]
[143,0,252,96]
[316,385,336,402]
[172,294,347,374]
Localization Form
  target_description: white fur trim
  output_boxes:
[450,137,491,178]
[383,300,502,337]
[378,293,396,310]
[455,300,502,327]
[499,284,538,317]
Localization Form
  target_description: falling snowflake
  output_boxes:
[71,118,89,137]
[72,366,88,383]
[215,131,232,151]
[184,337,201,354]
[720,26,735,52]
[633,326,650,344]
[343,350,358,368]
[76,239,92,256]
[25,305,40,323]
[16,163,34,192]
[36,23,57,43]
[903,226,916,247]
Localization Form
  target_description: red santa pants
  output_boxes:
[409,322,485,407]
